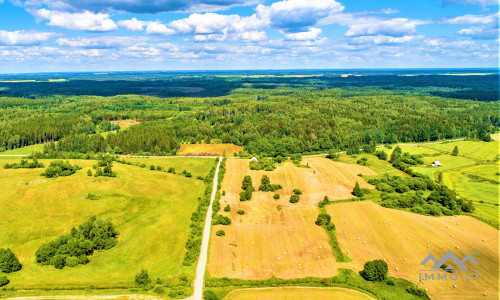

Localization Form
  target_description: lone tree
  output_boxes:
[240,175,254,201]
[352,182,363,197]
[361,260,388,281]
[389,146,402,163]
[135,269,151,287]
[451,146,459,156]
[203,290,220,300]
[0,248,22,273]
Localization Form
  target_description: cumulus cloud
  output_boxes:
[145,23,175,35]
[283,28,322,40]
[344,18,426,37]
[441,0,499,6]
[0,30,58,46]
[21,0,260,14]
[349,35,419,45]
[256,0,344,32]
[169,13,242,34]
[35,9,118,31]
[444,13,498,24]
[117,18,152,32]
[457,26,498,39]
[56,36,147,48]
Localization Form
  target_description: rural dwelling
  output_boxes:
[431,161,442,167]
[250,157,258,162]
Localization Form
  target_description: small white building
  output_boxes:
[431,161,442,167]
[250,157,258,162]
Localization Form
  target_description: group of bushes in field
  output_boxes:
[41,160,82,178]
[249,157,277,171]
[289,189,301,203]
[369,174,474,216]
[352,182,370,197]
[258,175,282,192]
[134,269,190,298]
[3,158,44,169]
[88,156,117,177]
[0,248,22,285]
[239,175,255,201]
[35,216,119,269]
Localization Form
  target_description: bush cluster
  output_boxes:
[0,248,22,273]
[239,175,254,201]
[352,182,370,197]
[41,160,82,178]
[35,216,118,269]
[361,260,389,281]
[4,158,44,169]
[249,157,276,171]
[258,175,282,192]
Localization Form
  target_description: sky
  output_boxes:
[0,0,498,73]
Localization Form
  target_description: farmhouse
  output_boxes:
[250,157,258,162]
[431,161,442,167]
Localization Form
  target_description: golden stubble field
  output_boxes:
[207,157,375,279]
[328,201,499,299]
[177,143,243,156]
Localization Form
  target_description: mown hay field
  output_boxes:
[177,143,243,156]
[224,287,375,300]
[328,201,499,300]
[207,158,374,280]
[0,157,209,288]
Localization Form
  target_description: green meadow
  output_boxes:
[0,157,212,289]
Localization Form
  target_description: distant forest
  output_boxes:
[0,83,497,156]
[0,71,498,102]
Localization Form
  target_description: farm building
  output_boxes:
[250,157,258,162]
[431,161,442,167]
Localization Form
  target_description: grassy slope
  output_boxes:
[122,156,215,179]
[0,158,210,289]
[0,143,45,155]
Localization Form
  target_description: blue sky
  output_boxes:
[0,0,498,72]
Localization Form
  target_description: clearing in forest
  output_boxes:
[207,158,374,280]
[328,201,499,300]
[111,119,141,129]
[177,143,243,156]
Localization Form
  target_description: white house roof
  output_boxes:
[250,157,258,162]
[432,161,442,165]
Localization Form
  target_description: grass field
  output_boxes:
[112,119,141,129]
[388,145,441,157]
[337,153,408,177]
[0,157,209,289]
[420,141,499,162]
[121,156,214,178]
[412,154,476,179]
[0,143,45,155]
[207,158,375,280]
[328,201,499,300]
[177,144,243,156]
[224,287,375,300]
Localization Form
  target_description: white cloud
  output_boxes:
[169,13,242,35]
[350,35,419,45]
[345,18,426,37]
[256,0,344,32]
[0,30,58,46]
[35,9,118,31]
[117,18,152,32]
[444,13,498,25]
[442,0,499,6]
[145,23,175,35]
[284,28,322,40]
[457,26,498,39]
[21,0,260,14]
[57,36,147,48]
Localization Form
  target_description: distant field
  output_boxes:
[328,201,499,300]
[177,144,243,156]
[0,143,45,155]
[337,153,408,177]
[388,145,441,156]
[224,287,374,300]
[121,156,214,179]
[0,157,208,289]
[412,154,476,178]
[421,141,499,161]
[207,157,374,280]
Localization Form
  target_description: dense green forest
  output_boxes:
[0,83,498,156]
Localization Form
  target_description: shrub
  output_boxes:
[407,287,430,299]
[35,216,118,269]
[153,285,165,294]
[135,269,151,287]
[273,194,280,200]
[289,194,300,203]
[375,150,388,160]
[293,188,302,195]
[259,175,282,192]
[203,290,220,300]
[212,215,231,225]
[0,276,9,287]
[352,182,369,197]
[0,248,22,273]
[150,165,155,170]
[41,160,81,178]
[216,230,225,237]
[237,210,245,215]
[223,205,231,212]
[167,167,175,173]
[361,260,388,281]
[315,214,331,226]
